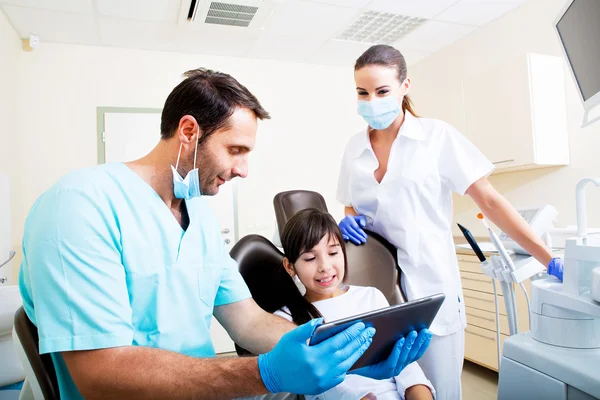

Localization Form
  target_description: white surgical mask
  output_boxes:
[357,95,401,130]
[172,133,201,200]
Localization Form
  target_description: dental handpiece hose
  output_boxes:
[478,214,519,335]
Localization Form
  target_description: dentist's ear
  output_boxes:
[177,115,202,146]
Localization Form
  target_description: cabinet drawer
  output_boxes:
[465,325,508,371]
[466,306,510,335]
[457,254,481,263]
[458,258,483,274]
[461,271,495,293]
[463,289,506,315]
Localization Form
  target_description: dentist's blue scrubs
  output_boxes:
[19,163,251,399]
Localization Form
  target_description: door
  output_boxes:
[102,108,238,353]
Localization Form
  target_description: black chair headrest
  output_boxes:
[273,190,328,237]
[230,234,294,314]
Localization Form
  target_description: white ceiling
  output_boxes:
[0,0,530,67]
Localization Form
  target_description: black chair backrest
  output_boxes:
[273,190,328,237]
[229,234,291,357]
[13,306,60,400]
[230,234,289,314]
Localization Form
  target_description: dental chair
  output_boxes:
[231,191,406,352]
[13,306,60,400]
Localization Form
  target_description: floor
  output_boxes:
[462,360,499,400]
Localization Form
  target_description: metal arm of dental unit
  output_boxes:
[0,250,16,285]
[531,177,600,350]
[489,177,600,357]
[576,177,600,242]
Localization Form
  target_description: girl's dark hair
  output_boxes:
[355,44,418,117]
[279,209,348,325]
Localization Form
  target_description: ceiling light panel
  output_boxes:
[335,10,427,45]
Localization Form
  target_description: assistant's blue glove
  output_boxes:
[339,215,367,245]
[258,319,376,395]
[350,329,432,380]
[548,257,564,281]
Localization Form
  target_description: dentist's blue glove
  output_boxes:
[548,257,564,281]
[339,215,368,245]
[258,319,376,395]
[350,329,432,380]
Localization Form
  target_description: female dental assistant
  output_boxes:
[336,44,564,400]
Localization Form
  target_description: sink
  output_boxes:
[0,285,25,387]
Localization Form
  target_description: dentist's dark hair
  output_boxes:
[355,44,418,117]
[160,68,270,142]
[279,208,348,325]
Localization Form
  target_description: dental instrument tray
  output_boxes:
[309,293,445,370]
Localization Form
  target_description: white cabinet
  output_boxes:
[462,53,570,174]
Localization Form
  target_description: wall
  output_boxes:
[11,41,366,281]
[409,0,600,238]
[11,0,600,283]
[0,8,19,284]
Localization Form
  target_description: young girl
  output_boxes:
[275,208,435,400]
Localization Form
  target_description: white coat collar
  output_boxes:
[351,111,424,159]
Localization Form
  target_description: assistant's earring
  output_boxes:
[292,275,306,296]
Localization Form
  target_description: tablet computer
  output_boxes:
[308,293,445,370]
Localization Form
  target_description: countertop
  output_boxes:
[453,235,497,257]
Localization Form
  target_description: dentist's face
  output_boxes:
[354,64,409,102]
[284,233,346,303]
[184,107,257,196]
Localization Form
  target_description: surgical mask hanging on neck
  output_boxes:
[171,133,201,200]
[357,95,402,130]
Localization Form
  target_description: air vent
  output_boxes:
[336,10,427,45]
[201,2,259,27]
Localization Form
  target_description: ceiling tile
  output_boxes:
[400,49,432,66]
[96,0,181,23]
[367,0,459,19]
[309,39,371,67]
[177,29,258,58]
[2,5,98,43]
[246,33,326,63]
[434,0,526,26]
[265,0,359,39]
[394,20,476,53]
[0,0,93,14]
[303,0,371,8]
[97,18,180,52]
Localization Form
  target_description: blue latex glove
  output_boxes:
[258,319,376,395]
[339,215,368,245]
[350,329,432,380]
[548,257,564,281]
